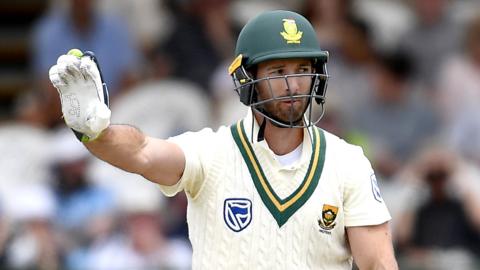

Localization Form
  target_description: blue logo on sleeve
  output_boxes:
[371,174,383,202]
[224,198,252,232]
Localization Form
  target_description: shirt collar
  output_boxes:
[242,109,261,143]
[241,110,315,168]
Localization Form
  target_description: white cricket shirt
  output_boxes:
[159,111,391,269]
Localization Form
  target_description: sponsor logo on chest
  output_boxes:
[224,198,252,232]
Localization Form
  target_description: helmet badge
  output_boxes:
[280,19,303,44]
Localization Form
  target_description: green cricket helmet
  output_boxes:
[229,10,329,128]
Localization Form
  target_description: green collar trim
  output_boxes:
[231,120,326,227]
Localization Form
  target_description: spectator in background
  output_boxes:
[412,166,480,253]
[303,0,352,53]
[3,185,61,270]
[49,128,115,239]
[161,193,189,239]
[302,10,377,145]
[325,15,377,126]
[399,0,461,91]
[436,15,480,165]
[28,0,140,128]
[67,182,191,270]
[99,0,173,58]
[349,50,438,179]
[116,205,191,269]
[0,125,54,266]
[392,148,480,270]
[154,0,237,94]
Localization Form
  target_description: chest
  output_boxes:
[185,131,353,269]
[191,143,345,237]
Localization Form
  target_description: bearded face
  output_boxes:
[255,59,313,125]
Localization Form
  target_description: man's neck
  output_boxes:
[256,117,303,156]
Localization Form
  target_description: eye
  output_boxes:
[269,69,284,76]
[298,67,311,73]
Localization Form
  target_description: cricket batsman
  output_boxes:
[49,10,398,269]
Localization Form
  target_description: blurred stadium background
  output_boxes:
[1,0,480,269]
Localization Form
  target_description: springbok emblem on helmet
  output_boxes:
[280,19,303,44]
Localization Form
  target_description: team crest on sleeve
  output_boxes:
[224,198,252,232]
[370,174,383,202]
[318,204,338,232]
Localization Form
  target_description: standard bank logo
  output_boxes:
[224,198,252,232]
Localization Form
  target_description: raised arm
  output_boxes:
[85,125,185,186]
[49,49,185,186]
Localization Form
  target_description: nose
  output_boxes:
[286,76,301,94]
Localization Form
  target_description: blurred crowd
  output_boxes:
[1,0,480,269]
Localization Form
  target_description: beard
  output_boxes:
[260,96,309,125]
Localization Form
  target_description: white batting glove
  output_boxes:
[49,49,111,142]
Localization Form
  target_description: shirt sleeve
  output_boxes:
[158,128,215,198]
[342,144,392,227]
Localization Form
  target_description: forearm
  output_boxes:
[83,124,186,186]
[84,124,148,174]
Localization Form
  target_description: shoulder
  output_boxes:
[320,128,365,160]
[172,125,230,138]
[168,125,231,150]
[319,128,373,183]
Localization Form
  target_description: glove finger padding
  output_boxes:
[80,55,107,105]
[49,65,67,87]
[57,54,82,83]
[86,101,111,136]
[49,49,111,142]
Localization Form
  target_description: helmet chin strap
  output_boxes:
[257,117,267,142]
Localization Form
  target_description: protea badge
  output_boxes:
[318,204,338,230]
